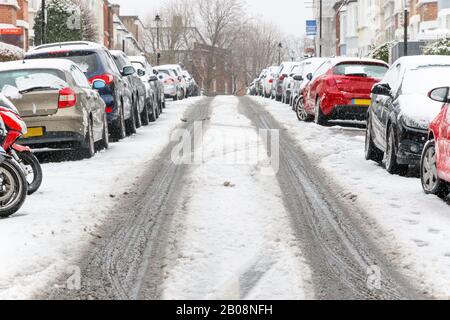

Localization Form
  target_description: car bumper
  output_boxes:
[397,127,428,165]
[19,114,86,149]
[329,105,369,121]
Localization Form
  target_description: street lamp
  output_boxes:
[403,0,408,57]
[278,42,283,65]
[155,14,162,65]
[41,0,46,44]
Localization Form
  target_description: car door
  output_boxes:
[71,65,103,141]
[439,104,450,180]
[305,60,331,113]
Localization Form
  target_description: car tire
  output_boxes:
[365,117,383,162]
[385,125,408,175]
[135,98,142,129]
[141,100,150,126]
[111,102,126,142]
[18,151,42,196]
[314,98,327,125]
[296,97,309,122]
[149,100,157,122]
[98,113,110,151]
[80,118,95,159]
[421,140,449,198]
[126,103,137,135]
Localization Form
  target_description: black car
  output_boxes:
[110,50,147,133]
[25,41,134,141]
[365,56,450,175]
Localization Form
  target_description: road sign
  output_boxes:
[306,20,317,36]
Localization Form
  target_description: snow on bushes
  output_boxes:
[0,42,24,62]
[423,37,450,56]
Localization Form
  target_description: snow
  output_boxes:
[252,96,450,298]
[0,41,24,61]
[161,96,313,300]
[0,97,202,299]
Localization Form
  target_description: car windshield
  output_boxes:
[28,50,99,76]
[0,69,67,93]
[334,63,388,79]
[402,65,450,95]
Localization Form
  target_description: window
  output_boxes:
[333,63,388,79]
[71,65,91,88]
[0,69,67,92]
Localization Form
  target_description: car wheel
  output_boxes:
[135,98,142,129]
[296,97,309,122]
[365,117,383,162]
[126,103,137,135]
[81,117,95,159]
[98,113,110,150]
[149,100,157,122]
[111,103,126,141]
[421,140,448,198]
[385,125,408,175]
[314,98,327,125]
[141,99,150,126]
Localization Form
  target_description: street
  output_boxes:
[2,95,442,300]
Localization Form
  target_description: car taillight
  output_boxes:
[58,88,77,108]
[279,75,285,81]
[89,74,114,86]
[105,106,113,113]
[268,78,273,84]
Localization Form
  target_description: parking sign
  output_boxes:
[306,20,317,36]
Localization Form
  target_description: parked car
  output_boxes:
[110,50,147,132]
[0,59,109,158]
[182,70,196,97]
[156,67,183,100]
[291,58,327,111]
[281,63,301,104]
[129,55,162,122]
[421,86,450,198]
[248,79,257,95]
[25,41,133,141]
[272,62,300,101]
[262,66,279,98]
[158,64,187,99]
[256,69,268,96]
[365,55,450,175]
[301,57,388,125]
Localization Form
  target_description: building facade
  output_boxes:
[0,0,29,50]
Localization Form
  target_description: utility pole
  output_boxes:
[155,14,162,65]
[319,0,322,57]
[278,42,282,65]
[403,0,408,57]
[41,0,46,45]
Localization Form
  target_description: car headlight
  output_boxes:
[400,115,429,130]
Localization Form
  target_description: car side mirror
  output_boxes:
[121,65,136,76]
[371,83,392,97]
[137,69,146,77]
[178,76,182,81]
[92,79,106,90]
[153,69,158,75]
[293,75,303,81]
[149,75,158,82]
[428,87,450,103]
[306,73,313,81]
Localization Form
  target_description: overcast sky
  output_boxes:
[111,0,313,37]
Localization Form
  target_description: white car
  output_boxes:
[158,64,188,99]
[262,66,279,98]
[155,67,183,100]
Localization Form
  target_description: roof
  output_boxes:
[329,57,389,66]
[128,56,147,64]
[27,41,106,55]
[0,59,76,72]
[394,55,450,69]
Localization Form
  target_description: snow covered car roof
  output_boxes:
[27,41,106,55]
[393,55,450,69]
[129,56,147,64]
[329,57,389,67]
[0,58,78,72]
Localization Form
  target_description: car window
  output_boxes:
[71,65,91,88]
[111,54,128,71]
[382,62,401,93]
[312,60,332,78]
[333,63,388,79]
[0,69,67,92]
[401,65,450,95]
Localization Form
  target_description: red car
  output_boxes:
[300,58,389,125]
[420,87,450,198]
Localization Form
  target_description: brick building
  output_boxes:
[0,0,29,50]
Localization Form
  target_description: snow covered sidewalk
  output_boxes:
[252,96,450,298]
[0,97,202,299]
[161,96,313,300]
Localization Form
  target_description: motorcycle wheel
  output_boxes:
[0,159,28,218]
[18,151,43,195]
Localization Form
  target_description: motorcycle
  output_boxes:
[0,93,42,195]
[0,119,28,218]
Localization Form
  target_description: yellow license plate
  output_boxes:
[24,127,44,138]
[353,99,371,106]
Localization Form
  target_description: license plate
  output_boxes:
[24,127,44,138]
[352,99,371,106]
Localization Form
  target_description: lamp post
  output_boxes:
[403,0,408,57]
[278,42,283,65]
[155,14,162,65]
[319,0,322,57]
[41,0,46,45]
